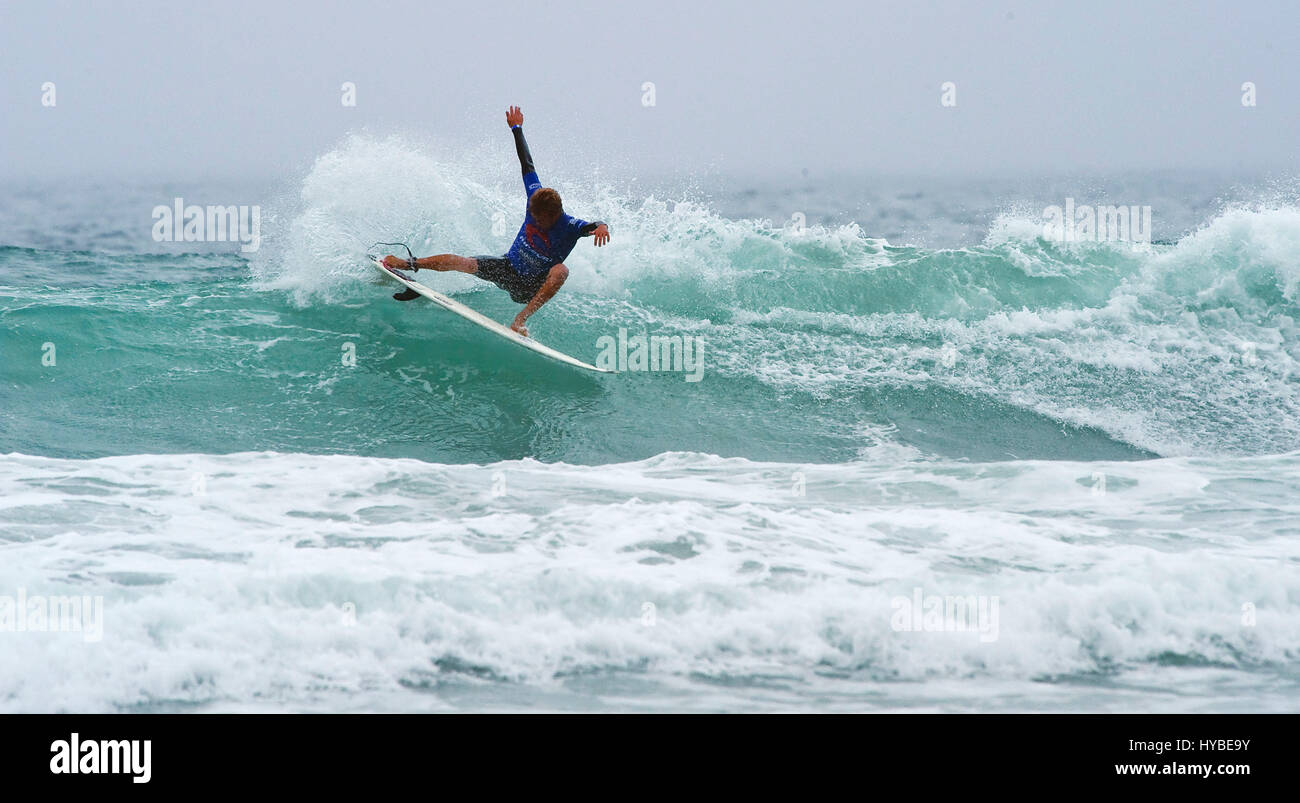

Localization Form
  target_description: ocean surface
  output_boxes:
[2,136,1299,712]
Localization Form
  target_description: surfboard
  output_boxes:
[370,256,614,373]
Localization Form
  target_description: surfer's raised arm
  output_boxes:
[506,105,535,179]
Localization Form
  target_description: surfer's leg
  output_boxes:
[411,254,479,274]
[510,263,568,336]
[387,253,478,301]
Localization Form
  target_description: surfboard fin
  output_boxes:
[392,288,421,302]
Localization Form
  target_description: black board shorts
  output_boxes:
[474,255,546,304]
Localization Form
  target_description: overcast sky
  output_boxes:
[2,0,1297,181]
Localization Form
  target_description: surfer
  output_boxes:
[382,106,610,336]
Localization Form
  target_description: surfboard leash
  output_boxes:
[367,241,417,269]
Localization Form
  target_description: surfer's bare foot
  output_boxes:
[510,317,529,337]
[381,254,414,270]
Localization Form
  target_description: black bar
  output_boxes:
[3,714,1287,791]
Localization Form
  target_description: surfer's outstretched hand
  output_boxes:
[510,315,529,337]
[506,106,523,127]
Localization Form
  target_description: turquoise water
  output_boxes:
[2,245,1162,464]
[2,138,1299,712]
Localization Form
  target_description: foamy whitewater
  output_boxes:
[1,135,1298,711]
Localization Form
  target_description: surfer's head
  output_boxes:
[529,188,563,228]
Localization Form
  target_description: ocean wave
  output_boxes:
[1,449,1297,712]
[5,138,1300,461]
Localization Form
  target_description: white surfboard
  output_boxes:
[371,256,614,373]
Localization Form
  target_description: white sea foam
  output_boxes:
[2,450,1297,712]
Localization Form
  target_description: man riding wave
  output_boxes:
[383,106,610,336]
